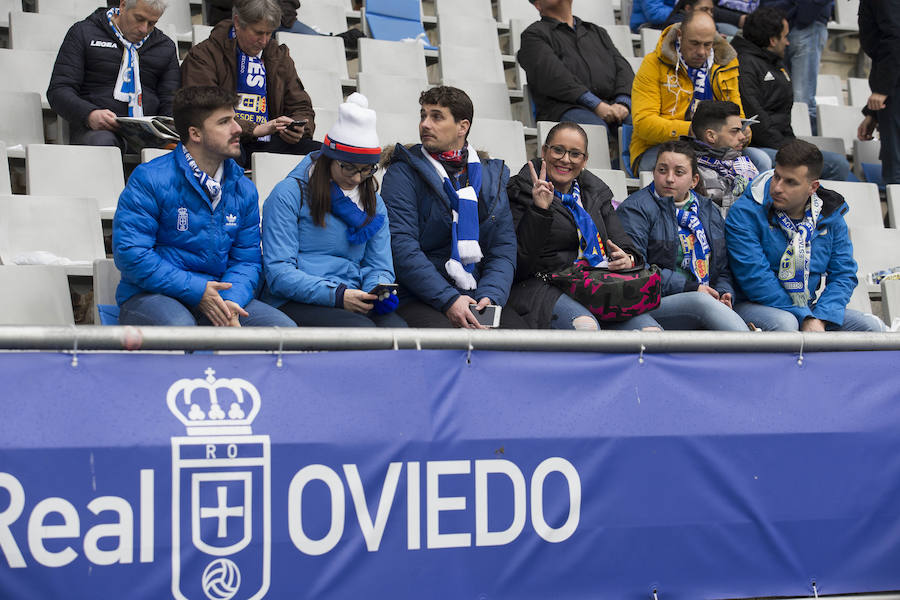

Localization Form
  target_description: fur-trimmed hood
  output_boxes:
[655,23,738,69]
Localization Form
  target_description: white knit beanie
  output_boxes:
[321,92,381,164]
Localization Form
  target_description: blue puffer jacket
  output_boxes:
[617,185,736,297]
[725,170,857,326]
[261,154,395,308]
[113,144,262,308]
[381,143,517,311]
[631,0,676,31]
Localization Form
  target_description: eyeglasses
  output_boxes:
[545,144,587,161]
[338,162,379,178]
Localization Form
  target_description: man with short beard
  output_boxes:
[112,86,296,328]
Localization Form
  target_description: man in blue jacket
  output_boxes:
[725,139,885,331]
[112,86,295,327]
[380,86,523,328]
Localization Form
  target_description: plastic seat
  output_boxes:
[887,184,900,228]
[639,28,661,56]
[192,24,212,45]
[815,74,844,106]
[374,112,422,148]
[252,152,305,213]
[437,15,501,52]
[34,0,104,17]
[9,11,76,52]
[466,118,527,168]
[0,265,74,325]
[0,0,19,27]
[363,0,436,49]
[816,105,864,154]
[440,44,505,84]
[141,148,172,163]
[819,180,883,230]
[297,1,348,34]
[25,144,125,218]
[444,79,514,120]
[298,69,345,111]
[92,258,121,325]
[311,108,339,142]
[848,226,900,293]
[155,0,192,42]
[357,72,428,116]
[881,279,900,325]
[791,102,812,137]
[832,0,859,29]
[0,49,57,107]
[848,77,871,108]
[496,0,539,27]
[538,121,611,170]
[276,32,349,80]
[434,0,493,19]
[605,24,636,58]
[0,145,10,195]
[0,194,105,277]
[0,91,44,159]
[798,135,846,157]
[358,38,428,80]
[588,168,628,206]
[574,0,616,26]
[852,139,881,185]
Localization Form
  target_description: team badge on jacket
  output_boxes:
[177,207,189,232]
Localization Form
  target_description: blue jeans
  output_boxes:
[744,146,852,181]
[279,302,408,328]
[647,291,749,331]
[119,293,297,327]
[786,21,828,133]
[550,292,660,330]
[636,143,663,173]
[734,302,887,332]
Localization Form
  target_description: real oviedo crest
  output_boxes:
[168,368,271,600]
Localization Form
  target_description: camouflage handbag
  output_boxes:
[538,260,662,322]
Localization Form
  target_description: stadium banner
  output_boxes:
[1,349,900,599]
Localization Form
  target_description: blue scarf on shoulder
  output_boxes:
[329,182,384,245]
[555,179,608,267]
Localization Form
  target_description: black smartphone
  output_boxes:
[368,283,399,297]
[287,119,308,132]
[469,304,502,328]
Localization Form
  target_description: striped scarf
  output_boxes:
[107,8,149,117]
[776,193,823,307]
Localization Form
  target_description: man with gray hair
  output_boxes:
[182,0,319,166]
[48,0,181,149]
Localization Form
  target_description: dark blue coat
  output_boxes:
[381,143,517,311]
[617,185,736,297]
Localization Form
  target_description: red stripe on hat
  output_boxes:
[323,135,381,155]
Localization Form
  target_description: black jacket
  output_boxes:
[731,35,794,149]
[517,16,634,122]
[859,0,900,97]
[762,0,833,29]
[506,161,642,328]
[47,8,180,129]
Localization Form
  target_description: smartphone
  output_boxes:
[287,119,308,132]
[368,283,399,298]
[469,304,502,328]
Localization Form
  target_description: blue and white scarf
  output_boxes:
[422,144,482,290]
[230,27,269,141]
[329,182,384,245]
[107,8,149,117]
[775,193,823,308]
[182,145,222,207]
[676,38,714,119]
[555,179,608,267]
[675,193,711,285]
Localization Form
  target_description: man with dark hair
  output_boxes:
[47,0,181,149]
[380,86,523,328]
[686,100,757,215]
[732,6,850,180]
[112,86,296,328]
[518,0,633,131]
[857,0,900,185]
[631,11,748,173]
[725,139,885,331]
[182,0,319,166]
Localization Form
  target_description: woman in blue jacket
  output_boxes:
[262,94,406,327]
[618,140,748,330]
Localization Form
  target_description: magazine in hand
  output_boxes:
[115,115,180,150]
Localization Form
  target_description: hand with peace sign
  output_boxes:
[528,159,555,210]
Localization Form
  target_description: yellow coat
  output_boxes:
[630,23,745,171]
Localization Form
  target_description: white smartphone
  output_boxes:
[469,304,502,328]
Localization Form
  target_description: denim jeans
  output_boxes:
[636,143,663,173]
[550,292,660,330]
[786,21,828,133]
[647,291,749,331]
[119,293,297,327]
[734,302,887,332]
[279,301,408,328]
[744,146,852,181]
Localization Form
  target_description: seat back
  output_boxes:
[155,0,191,39]
[496,0,539,27]
[791,102,812,137]
[0,49,57,105]
[435,0,493,19]
[815,74,844,106]
[299,69,345,110]
[358,72,428,116]
[35,0,104,17]
[440,44,505,83]
[374,112,422,148]
[26,144,125,214]
[276,32,349,79]
[363,0,435,48]
[574,0,616,26]
[297,1,348,34]
[847,77,871,107]
[358,37,428,79]
[639,28,661,56]
[819,180,883,230]
[252,152,305,213]
[0,265,74,325]
[817,105,864,154]
[0,91,44,151]
[605,24,635,58]
[798,135,846,157]
[141,148,172,163]
[848,226,900,292]
[887,184,900,228]
[467,118,527,168]
[192,24,213,45]
[588,168,628,206]
[92,258,121,325]
[0,145,9,195]
[9,11,76,52]
[437,15,500,52]
[444,79,513,120]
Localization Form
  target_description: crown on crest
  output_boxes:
[167,368,260,436]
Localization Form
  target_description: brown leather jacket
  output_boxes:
[180,19,315,141]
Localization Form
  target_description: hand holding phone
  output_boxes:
[469,303,502,328]
[287,119,308,132]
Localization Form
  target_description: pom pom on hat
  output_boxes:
[322,92,381,165]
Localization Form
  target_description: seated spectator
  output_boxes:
[506,122,657,330]
[630,12,748,174]
[47,0,180,150]
[182,0,319,167]
[381,86,526,329]
[631,0,675,32]
[518,0,633,132]
[685,100,758,215]
[662,0,746,36]
[726,139,886,332]
[713,0,757,35]
[113,87,296,327]
[731,6,851,180]
[261,94,406,328]
[617,140,749,330]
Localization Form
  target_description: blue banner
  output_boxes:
[1,350,900,599]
